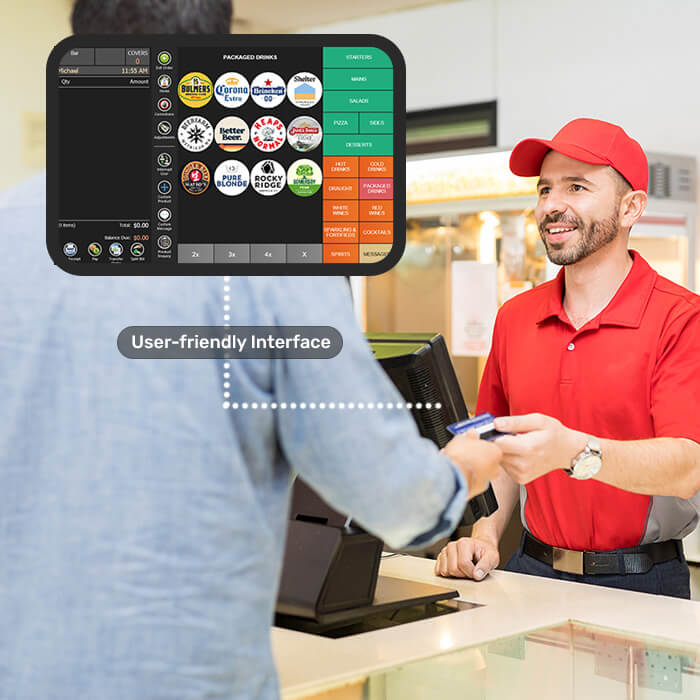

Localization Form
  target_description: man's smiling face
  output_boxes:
[535,151,630,265]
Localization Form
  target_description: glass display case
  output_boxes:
[298,621,700,699]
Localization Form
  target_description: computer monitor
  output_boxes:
[367,332,499,525]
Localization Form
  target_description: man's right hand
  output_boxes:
[434,536,500,580]
[441,429,502,497]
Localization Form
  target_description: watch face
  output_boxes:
[573,454,602,480]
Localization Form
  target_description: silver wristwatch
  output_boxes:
[564,436,602,480]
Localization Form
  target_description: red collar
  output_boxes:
[535,250,658,330]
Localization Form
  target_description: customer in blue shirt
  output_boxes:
[0,169,500,699]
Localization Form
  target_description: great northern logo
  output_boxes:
[178,72,213,107]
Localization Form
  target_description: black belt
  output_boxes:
[523,532,681,575]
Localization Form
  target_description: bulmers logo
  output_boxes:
[178,72,213,107]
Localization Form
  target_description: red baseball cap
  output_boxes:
[509,118,648,192]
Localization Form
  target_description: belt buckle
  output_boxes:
[552,546,584,575]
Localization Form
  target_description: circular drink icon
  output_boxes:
[181,161,211,195]
[250,71,286,108]
[158,74,172,89]
[177,72,213,107]
[178,115,214,152]
[214,71,250,108]
[287,158,322,197]
[250,115,286,152]
[214,116,249,152]
[286,72,322,108]
[287,116,322,152]
[214,160,250,196]
[250,159,286,196]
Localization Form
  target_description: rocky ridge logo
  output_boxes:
[251,160,286,196]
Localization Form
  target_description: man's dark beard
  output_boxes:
[538,211,620,265]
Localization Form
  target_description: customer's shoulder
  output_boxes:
[0,172,45,211]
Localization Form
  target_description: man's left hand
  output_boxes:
[493,414,587,484]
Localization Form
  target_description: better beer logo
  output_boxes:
[178,72,213,107]
[215,116,249,152]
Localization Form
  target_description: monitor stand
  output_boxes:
[275,574,460,635]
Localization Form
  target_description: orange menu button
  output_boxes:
[360,156,393,178]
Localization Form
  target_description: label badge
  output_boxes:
[214,72,250,108]
[251,160,286,196]
[214,160,250,196]
[250,116,286,152]
[178,115,214,152]
[177,72,213,107]
[250,72,286,108]
[287,158,322,197]
[181,161,211,195]
[287,72,322,108]
[215,116,249,152]
[287,116,323,152]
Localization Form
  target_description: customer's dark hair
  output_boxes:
[72,0,233,34]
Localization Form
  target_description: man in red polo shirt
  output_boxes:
[436,118,700,598]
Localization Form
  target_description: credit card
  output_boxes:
[446,412,508,441]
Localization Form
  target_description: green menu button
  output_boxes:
[323,46,393,68]
[360,113,393,134]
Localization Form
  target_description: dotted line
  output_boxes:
[219,278,444,412]
[221,400,443,411]
[221,277,232,401]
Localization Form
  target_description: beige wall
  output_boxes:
[0,1,71,192]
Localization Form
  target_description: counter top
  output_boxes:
[272,553,700,698]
